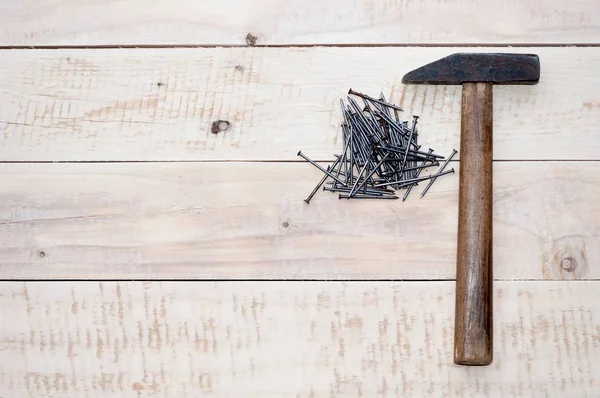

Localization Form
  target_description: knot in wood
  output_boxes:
[211,120,231,134]
[561,257,576,272]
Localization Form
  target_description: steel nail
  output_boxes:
[348,89,404,112]
[403,148,434,201]
[339,193,399,200]
[298,151,346,186]
[420,149,458,198]
[304,152,344,204]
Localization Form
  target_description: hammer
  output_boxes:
[402,53,540,365]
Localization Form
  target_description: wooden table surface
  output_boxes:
[0,1,599,396]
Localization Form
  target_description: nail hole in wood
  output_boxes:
[235,65,244,72]
[211,120,231,134]
[282,221,290,229]
[38,251,46,258]
[245,33,258,46]
[157,82,164,87]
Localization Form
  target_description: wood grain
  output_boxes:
[0,281,598,397]
[0,0,599,45]
[0,162,598,280]
[455,82,494,365]
[1,47,599,161]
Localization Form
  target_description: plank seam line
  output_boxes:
[3,279,596,282]
[0,160,598,164]
[0,43,599,50]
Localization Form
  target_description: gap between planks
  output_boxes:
[1,159,600,164]
[5,279,600,282]
[2,43,600,50]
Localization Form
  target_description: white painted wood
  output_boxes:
[0,162,596,280]
[0,281,597,397]
[0,0,599,45]
[0,47,597,161]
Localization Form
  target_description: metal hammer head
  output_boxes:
[402,53,540,85]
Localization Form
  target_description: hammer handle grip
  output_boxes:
[454,82,493,366]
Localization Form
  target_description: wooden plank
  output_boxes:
[0,281,598,396]
[0,161,597,280]
[0,47,599,162]
[1,0,599,45]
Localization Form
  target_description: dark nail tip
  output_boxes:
[303,199,310,204]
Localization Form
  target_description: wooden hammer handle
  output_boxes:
[454,82,493,366]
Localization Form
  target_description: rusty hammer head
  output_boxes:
[402,53,540,85]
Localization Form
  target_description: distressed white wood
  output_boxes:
[0,47,599,161]
[0,0,599,45]
[0,281,598,397]
[0,162,596,280]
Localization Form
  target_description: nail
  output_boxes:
[335,125,353,182]
[420,149,458,198]
[380,161,437,176]
[348,159,372,198]
[348,89,404,112]
[374,169,455,189]
[298,151,346,186]
[325,185,396,196]
[379,92,393,119]
[349,153,390,197]
[347,97,383,141]
[361,98,386,139]
[377,146,439,162]
[339,194,399,200]
[325,186,383,196]
[403,149,434,201]
[399,118,418,176]
[304,152,344,204]
[410,115,420,148]
[372,109,408,140]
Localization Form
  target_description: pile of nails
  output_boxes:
[299,89,457,203]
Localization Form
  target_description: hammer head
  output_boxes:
[402,53,540,85]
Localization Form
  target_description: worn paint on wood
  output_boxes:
[0,0,599,45]
[0,48,599,161]
[0,162,596,280]
[0,281,598,397]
